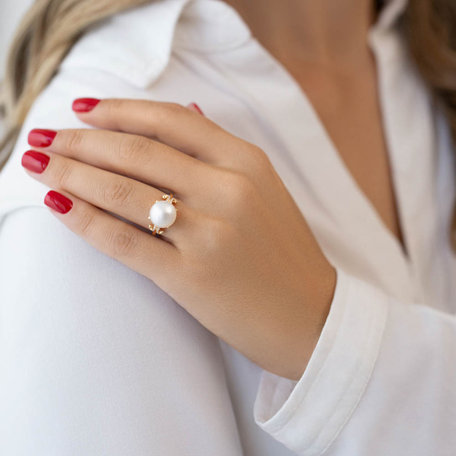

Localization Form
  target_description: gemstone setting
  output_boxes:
[148,194,177,235]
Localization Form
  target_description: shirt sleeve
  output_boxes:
[253,266,456,456]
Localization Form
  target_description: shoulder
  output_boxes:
[59,0,251,85]
[60,0,192,88]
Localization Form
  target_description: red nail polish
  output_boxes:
[28,129,57,148]
[187,102,204,115]
[21,150,50,173]
[72,98,100,113]
[44,190,73,214]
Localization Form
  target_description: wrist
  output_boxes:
[287,264,337,381]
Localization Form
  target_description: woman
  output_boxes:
[1,0,455,454]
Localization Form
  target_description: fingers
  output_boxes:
[42,188,180,287]
[71,98,246,166]
[27,127,210,198]
[21,149,192,245]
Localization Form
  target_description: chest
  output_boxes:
[286,58,407,254]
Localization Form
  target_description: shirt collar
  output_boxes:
[62,0,193,87]
[61,0,409,88]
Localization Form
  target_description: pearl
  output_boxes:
[149,200,176,228]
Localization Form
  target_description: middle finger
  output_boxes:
[27,128,212,198]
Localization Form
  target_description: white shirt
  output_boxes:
[1,0,456,454]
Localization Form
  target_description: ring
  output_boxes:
[148,193,178,236]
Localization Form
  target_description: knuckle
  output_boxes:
[189,218,230,271]
[78,210,96,237]
[108,229,138,257]
[156,102,185,123]
[226,171,257,206]
[118,135,151,163]
[241,143,272,172]
[54,160,73,187]
[104,99,127,128]
[64,129,85,153]
[101,179,134,206]
[164,101,186,114]
[249,145,270,166]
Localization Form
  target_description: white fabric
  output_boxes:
[1,0,456,454]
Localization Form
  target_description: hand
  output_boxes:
[21,98,337,380]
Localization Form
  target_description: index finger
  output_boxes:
[71,98,245,166]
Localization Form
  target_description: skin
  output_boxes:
[226,0,407,253]
[21,0,401,379]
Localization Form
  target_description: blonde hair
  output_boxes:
[1,0,456,249]
[0,0,151,167]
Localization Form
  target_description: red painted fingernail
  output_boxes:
[44,190,73,214]
[21,150,50,173]
[28,129,57,147]
[187,102,204,115]
[72,98,100,113]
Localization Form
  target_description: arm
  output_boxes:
[254,267,456,456]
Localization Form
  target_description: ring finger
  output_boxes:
[21,149,192,245]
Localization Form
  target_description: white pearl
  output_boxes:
[149,201,176,228]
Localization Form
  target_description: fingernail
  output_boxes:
[21,150,50,174]
[187,102,204,115]
[28,129,57,148]
[72,98,100,113]
[44,190,73,214]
